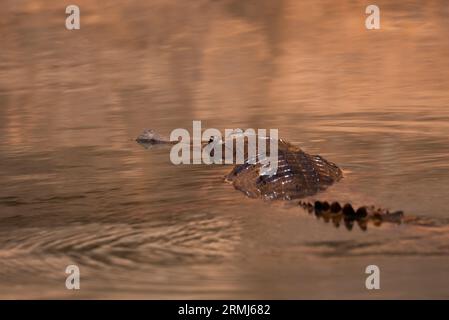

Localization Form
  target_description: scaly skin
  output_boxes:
[225,140,342,200]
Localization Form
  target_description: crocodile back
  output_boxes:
[225,141,343,200]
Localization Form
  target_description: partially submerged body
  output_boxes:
[224,139,342,200]
[136,128,405,230]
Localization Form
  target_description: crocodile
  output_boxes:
[136,128,406,230]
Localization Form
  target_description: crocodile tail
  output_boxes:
[298,200,404,231]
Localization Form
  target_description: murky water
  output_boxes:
[1,0,449,299]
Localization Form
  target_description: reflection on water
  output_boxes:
[1,0,449,298]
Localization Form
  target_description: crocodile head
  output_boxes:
[136,129,167,144]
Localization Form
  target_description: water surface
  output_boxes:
[1,0,449,298]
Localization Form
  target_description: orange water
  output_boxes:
[1,0,449,298]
